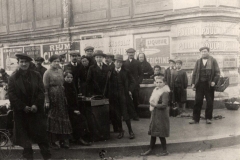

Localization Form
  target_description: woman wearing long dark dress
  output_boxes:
[43,54,72,149]
[137,53,154,79]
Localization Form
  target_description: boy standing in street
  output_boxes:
[174,60,188,114]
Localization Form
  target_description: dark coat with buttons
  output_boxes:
[108,68,137,121]
[123,59,143,88]
[86,63,109,96]
[8,69,48,148]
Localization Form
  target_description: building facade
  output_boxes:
[0,0,239,89]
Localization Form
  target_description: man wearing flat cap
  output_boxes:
[189,47,220,125]
[86,50,109,96]
[84,46,96,66]
[64,50,81,93]
[8,53,51,159]
[164,59,177,106]
[123,48,143,120]
[34,56,47,78]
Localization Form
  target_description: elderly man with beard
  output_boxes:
[189,47,220,125]
[34,57,47,78]
[8,53,51,160]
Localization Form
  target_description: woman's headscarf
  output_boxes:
[137,53,147,62]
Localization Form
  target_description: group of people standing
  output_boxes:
[7,44,220,159]
[7,46,144,159]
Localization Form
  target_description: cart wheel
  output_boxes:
[0,131,8,147]
[0,131,12,159]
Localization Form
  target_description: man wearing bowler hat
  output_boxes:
[34,56,47,78]
[84,46,96,66]
[123,48,143,120]
[8,53,51,159]
[86,50,109,96]
[189,47,220,124]
[164,59,177,106]
[108,54,136,139]
[64,50,81,93]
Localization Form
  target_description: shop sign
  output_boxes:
[173,22,239,37]
[109,35,133,60]
[135,33,170,66]
[223,56,237,68]
[2,47,23,71]
[24,46,41,59]
[42,42,80,64]
[172,38,239,53]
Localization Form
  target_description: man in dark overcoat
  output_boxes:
[34,56,47,78]
[86,50,109,96]
[190,47,220,124]
[84,46,96,66]
[64,50,81,93]
[108,54,136,139]
[123,48,143,120]
[8,53,51,160]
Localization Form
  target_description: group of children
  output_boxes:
[151,60,188,114]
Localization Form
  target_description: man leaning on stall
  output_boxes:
[190,47,220,125]
[8,53,51,160]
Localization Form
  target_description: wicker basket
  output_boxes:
[215,77,229,92]
[225,102,240,110]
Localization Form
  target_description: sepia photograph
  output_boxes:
[0,0,240,159]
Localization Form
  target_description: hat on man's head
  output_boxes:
[175,60,183,65]
[199,46,210,52]
[15,53,32,62]
[68,50,79,56]
[49,54,60,63]
[93,50,106,57]
[126,48,136,53]
[105,53,114,59]
[114,54,123,61]
[84,46,94,51]
[169,59,176,64]
[34,56,44,62]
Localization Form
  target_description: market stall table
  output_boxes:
[78,98,110,142]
